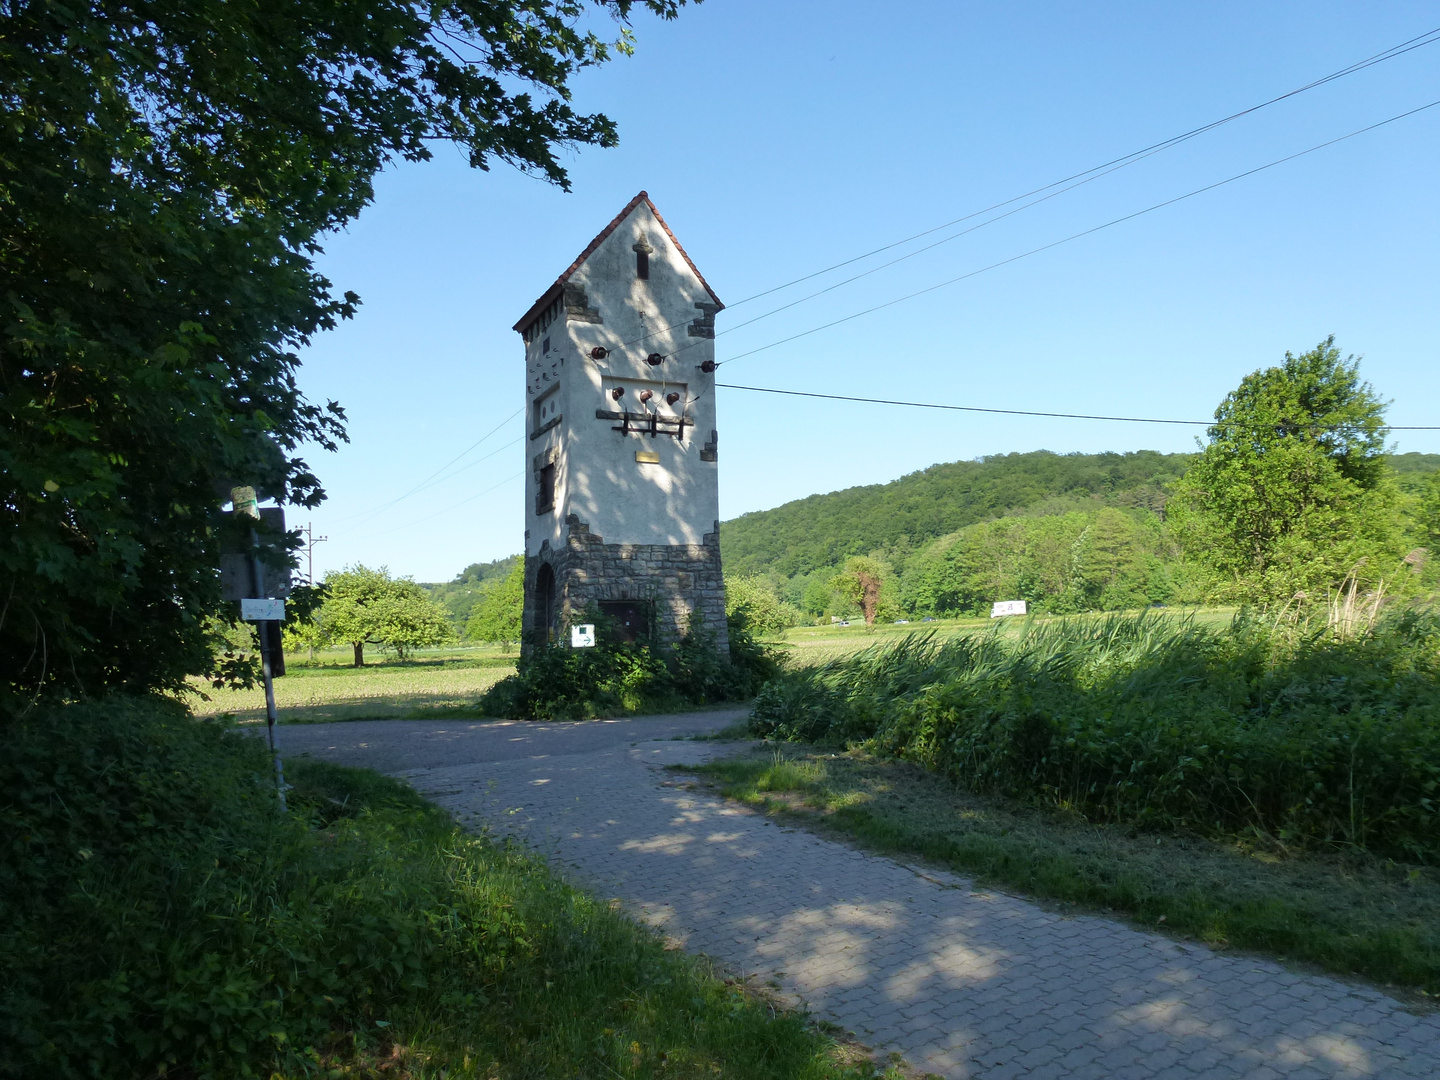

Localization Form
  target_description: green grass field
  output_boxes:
[186,609,1244,723]
[778,606,1239,665]
[188,645,516,723]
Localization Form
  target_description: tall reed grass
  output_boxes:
[750,611,1440,861]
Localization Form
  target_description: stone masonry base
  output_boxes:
[523,515,729,655]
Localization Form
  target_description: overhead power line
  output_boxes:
[717,383,1210,425]
[719,26,1440,310]
[620,25,1440,352]
[359,471,526,538]
[716,383,1440,430]
[336,408,523,528]
[717,97,1440,368]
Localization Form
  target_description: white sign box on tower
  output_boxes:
[990,600,1027,618]
[571,624,596,648]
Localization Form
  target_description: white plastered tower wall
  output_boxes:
[515,192,727,653]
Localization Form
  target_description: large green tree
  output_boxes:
[1168,338,1401,602]
[321,566,454,666]
[1,0,684,706]
[465,560,524,652]
[1419,472,1440,552]
[830,555,897,625]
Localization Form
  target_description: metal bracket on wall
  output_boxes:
[595,408,692,441]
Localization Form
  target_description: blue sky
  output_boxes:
[295,0,1440,582]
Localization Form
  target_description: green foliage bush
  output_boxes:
[725,574,805,636]
[1,697,858,1078]
[315,564,456,664]
[424,553,524,629]
[3,697,360,1075]
[750,612,1440,861]
[901,507,1183,616]
[465,558,525,649]
[482,616,782,720]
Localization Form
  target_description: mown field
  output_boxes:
[188,645,516,723]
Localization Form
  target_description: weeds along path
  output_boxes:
[285,716,1440,1080]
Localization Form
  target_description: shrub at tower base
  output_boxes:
[480,613,781,720]
[749,611,1440,862]
[1,697,862,1078]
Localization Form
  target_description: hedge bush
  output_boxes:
[481,615,782,720]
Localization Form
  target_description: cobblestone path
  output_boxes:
[285,718,1440,1079]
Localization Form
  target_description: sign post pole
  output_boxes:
[256,612,286,812]
[233,484,288,811]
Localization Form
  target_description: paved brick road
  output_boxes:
[284,716,1440,1079]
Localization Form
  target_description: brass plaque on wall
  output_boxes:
[634,450,661,464]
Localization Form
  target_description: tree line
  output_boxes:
[403,340,1440,640]
[729,341,1440,624]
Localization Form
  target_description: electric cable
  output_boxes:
[335,407,523,527]
[715,98,1440,368]
[716,383,1440,430]
[332,30,1440,544]
[614,25,1440,352]
[358,471,526,538]
[341,433,524,531]
[717,384,1209,425]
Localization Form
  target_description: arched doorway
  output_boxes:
[534,563,556,642]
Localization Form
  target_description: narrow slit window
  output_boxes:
[537,462,556,514]
[636,250,649,280]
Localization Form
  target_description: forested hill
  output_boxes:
[719,450,1196,581]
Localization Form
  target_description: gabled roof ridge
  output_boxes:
[639,195,724,311]
[513,191,723,333]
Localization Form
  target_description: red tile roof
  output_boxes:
[512,191,724,333]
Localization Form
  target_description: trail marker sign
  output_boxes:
[241,598,286,621]
[571,624,596,648]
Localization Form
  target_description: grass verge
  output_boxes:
[2,697,894,1078]
[677,745,1440,998]
[188,654,516,723]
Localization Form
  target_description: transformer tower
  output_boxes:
[514,191,727,653]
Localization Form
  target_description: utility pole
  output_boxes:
[303,521,328,585]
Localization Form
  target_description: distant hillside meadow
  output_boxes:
[430,450,1440,626]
